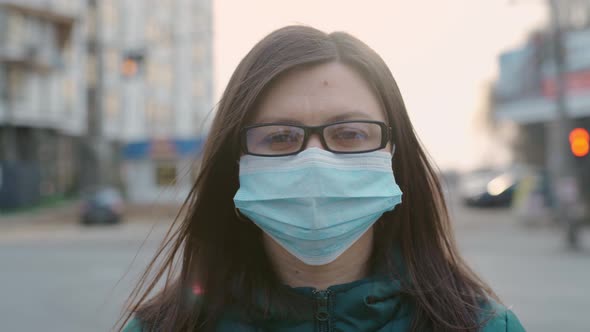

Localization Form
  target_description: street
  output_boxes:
[1,200,589,332]
[0,221,166,332]
[449,200,590,332]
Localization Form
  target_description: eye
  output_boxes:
[330,128,368,142]
[262,131,301,144]
[246,125,305,155]
[259,129,303,151]
[324,122,382,152]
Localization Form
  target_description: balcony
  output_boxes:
[0,46,54,73]
[0,0,77,21]
[0,1,73,72]
[0,0,77,49]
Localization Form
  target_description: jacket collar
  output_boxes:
[234,275,412,331]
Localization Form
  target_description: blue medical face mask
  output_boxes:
[233,147,403,266]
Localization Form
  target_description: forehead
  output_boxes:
[251,62,385,125]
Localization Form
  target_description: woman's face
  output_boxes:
[246,61,391,271]
[251,62,390,153]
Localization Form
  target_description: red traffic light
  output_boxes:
[569,128,589,157]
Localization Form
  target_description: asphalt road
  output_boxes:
[450,201,590,332]
[0,200,588,332]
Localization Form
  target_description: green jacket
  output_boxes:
[123,277,525,331]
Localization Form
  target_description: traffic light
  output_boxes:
[569,128,589,157]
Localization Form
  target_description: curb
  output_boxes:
[0,201,183,231]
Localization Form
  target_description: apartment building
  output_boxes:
[0,0,213,208]
[0,0,86,209]
[104,0,213,203]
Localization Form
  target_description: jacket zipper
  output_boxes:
[313,289,331,332]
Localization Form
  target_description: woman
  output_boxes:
[120,25,525,331]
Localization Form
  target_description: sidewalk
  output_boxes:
[0,200,183,232]
[0,200,80,229]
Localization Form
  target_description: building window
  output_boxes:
[105,92,119,119]
[105,49,119,74]
[146,99,157,118]
[146,99,175,135]
[0,10,6,45]
[7,67,26,102]
[147,62,173,88]
[102,0,118,29]
[193,43,206,63]
[147,104,173,136]
[86,6,97,38]
[193,80,206,98]
[55,0,78,13]
[0,67,7,102]
[155,163,177,186]
[145,19,161,43]
[63,78,74,112]
[5,11,25,48]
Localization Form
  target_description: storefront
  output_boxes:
[122,137,205,204]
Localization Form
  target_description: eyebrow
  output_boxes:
[325,111,375,123]
[255,110,376,125]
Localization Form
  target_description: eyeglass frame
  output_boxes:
[239,120,393,157]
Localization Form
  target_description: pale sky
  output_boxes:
[213,0,548,171]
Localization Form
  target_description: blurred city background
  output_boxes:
[0,0,589,331]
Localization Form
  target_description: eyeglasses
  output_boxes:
[240,120,392,157]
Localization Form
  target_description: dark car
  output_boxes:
[459,171,518,208]
[80,187,125,225]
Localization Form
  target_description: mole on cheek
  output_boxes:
[322,80,329,87]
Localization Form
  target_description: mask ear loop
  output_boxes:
[376,143,397,231]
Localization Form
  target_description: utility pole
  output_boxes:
[546,0,581,250]
[82,0,109,190]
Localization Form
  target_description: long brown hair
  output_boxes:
[118,25,498,331]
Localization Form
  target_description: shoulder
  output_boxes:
[122,317,143,332]
[479,301,526,332]
[121,286,204,332]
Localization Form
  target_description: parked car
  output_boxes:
[459,170,518,208]
[80,187,125,225]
